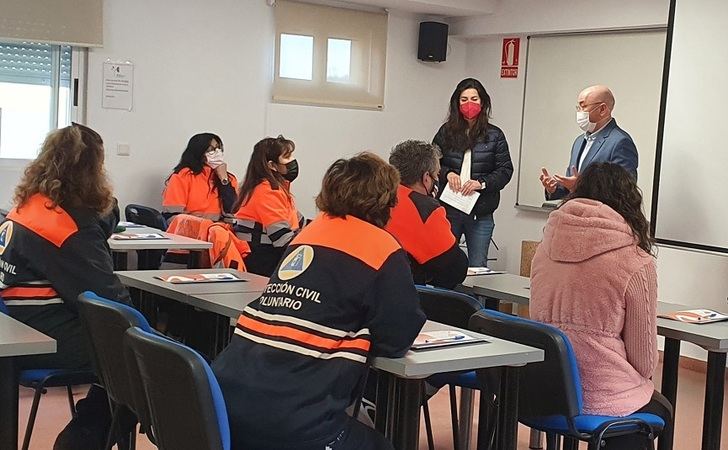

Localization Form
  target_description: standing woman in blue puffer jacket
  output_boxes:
[433,78,514,267]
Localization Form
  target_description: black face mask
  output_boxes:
[282,159,299,182]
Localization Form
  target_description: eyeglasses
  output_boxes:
[205,146,223,155]
[575,102,604,112]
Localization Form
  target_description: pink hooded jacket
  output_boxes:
[530,198,658,416]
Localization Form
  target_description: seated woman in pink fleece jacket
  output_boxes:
[530,162,671,448]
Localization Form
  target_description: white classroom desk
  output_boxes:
[116,268,268,300]
[0,314,56,450]
[461,273,728,450]
[108,226,212,270]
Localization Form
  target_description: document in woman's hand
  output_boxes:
[439,184,480,215]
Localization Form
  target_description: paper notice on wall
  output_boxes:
[102,61,134,110]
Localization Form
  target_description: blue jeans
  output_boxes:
[446,209,494,267]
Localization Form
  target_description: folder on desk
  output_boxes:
[155,273,245,284]
[659,309,728,324]
[467,267,505,276]
[411,330,487,351]
[111,232,169,240]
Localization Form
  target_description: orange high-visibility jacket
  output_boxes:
[166,213,249,271]
[162,166,238,221]
[230,180,301,248]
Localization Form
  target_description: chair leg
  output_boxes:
[66,385,78,418]
[105,404,121,450]
[116,422,137,450]
[21,385,45,450]
[422,396,435,450]
[529,429,543,449]
[545,433,561,450]
[563,436,579,450]
[449,385,460,450]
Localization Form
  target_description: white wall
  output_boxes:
[451,0,669,37]
[81,0,466,218]
[86,0,274,211]
[461,0,728,363]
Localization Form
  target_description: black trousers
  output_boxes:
[602,390,673,449]
[9,304,93,370]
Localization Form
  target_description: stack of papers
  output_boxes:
[439,185,480,215]
[111,232,169,240]
[658,309,728,324]
[467,267,504,276]
[155,273,245,284]
[411,330,487,350]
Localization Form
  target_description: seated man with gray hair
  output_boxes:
[386,139,468,288]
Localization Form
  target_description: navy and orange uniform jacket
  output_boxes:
[212,214,426,449]
[386,185,468,289]
[162,166,238,221]
[0,194,130,312]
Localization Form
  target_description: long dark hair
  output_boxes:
[172,133,222,175]
[233,135,295,211]
[565,162,654,255]
[442,78,492,150]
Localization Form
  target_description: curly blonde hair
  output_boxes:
[14,123,114,214]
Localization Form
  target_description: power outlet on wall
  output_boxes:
[117,143,130,156]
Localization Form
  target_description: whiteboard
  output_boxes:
[516,31,666,213]
[653,0,728,253]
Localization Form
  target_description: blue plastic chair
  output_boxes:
[0,297,97,450]
[469,309,665,450]
[77,291,158,449]
[124,326,230,450]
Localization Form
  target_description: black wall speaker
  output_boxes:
[418,21,448,62]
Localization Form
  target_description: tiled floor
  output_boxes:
[18,362,728,449]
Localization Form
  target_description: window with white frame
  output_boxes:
[0,42,75,159]
[273,1,388,110]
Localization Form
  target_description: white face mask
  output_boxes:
[576,110,596,133]
[206,149,224,169]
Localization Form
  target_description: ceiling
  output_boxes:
[290,0,497,17]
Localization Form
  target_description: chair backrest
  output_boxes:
[416,285,482,329]
[124,327,230,450]
[469,309,583,419]
[76,292,155,432]
[125,204,166,230]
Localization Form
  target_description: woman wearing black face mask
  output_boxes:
[230,135,304,276]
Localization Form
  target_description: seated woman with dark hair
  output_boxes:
[0,124,131,449]
[230,135,303,276]
[162,132,237,222]
[213,152,426,450]
[530,162,671,449]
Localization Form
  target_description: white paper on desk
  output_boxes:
[439,185,479,215]
[467,267,505,276]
